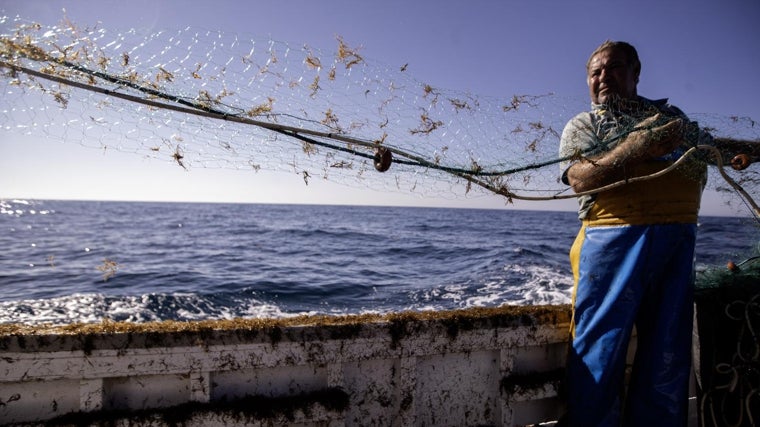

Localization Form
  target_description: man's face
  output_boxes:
[587,48,638,105]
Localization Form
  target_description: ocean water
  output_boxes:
[1,199,758,326]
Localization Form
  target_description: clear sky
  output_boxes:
[1,0,759,215]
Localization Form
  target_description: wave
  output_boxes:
[1,200,756,326]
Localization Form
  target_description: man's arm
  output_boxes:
[565,114,685,193]
[711,137,760,170]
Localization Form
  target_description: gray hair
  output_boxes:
[586,40,641,77]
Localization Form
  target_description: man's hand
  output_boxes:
[712,136,760,170]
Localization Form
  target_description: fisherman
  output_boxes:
[557,40,709,426]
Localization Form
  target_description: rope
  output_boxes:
[1,50,758,211]
[699,292,760,427]
[0,56,553,177]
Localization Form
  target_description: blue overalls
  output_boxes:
[564,156,705,426]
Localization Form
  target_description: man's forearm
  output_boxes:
[566,130,652,193]
[713,137,760,154]
[566,117,686,193]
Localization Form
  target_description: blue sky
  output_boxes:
[1,0,759,215]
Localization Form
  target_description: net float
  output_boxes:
[730,153,751,170]
[374,147,392,172]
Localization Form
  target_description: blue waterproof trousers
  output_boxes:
[564,223,696,427]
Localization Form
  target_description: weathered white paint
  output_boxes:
[0,305,691,426]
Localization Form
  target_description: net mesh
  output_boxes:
[0,15,758,213]
[2,16,758,418]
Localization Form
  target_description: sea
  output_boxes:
[1,199,759,326]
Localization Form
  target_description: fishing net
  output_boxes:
[3,15,757,213]
[693,251,760,426]
[0,15,572,201]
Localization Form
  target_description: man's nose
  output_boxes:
[599,68,611,82]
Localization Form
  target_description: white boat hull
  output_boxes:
[0,304,703,426]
